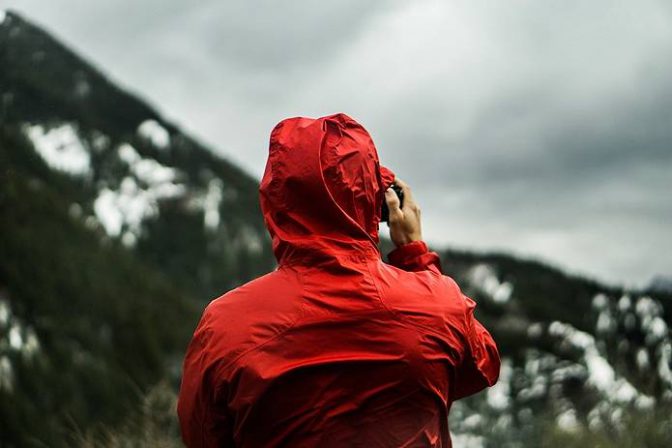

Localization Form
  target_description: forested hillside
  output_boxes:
[1,10,272,445]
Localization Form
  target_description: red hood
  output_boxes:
[259,113,395,266]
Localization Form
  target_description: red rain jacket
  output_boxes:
[177,113,500,447]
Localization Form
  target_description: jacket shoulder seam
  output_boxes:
[365,260,459,340]
[213,266,308,392]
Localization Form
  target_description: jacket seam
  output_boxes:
[213,265,308,395]
[364,260,459,341]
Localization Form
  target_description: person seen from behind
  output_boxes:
[177,113,501,447]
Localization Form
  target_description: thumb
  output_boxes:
[385,188,401,213]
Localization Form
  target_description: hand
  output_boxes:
[385,178,423,247]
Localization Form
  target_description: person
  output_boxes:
[177,113,500,447]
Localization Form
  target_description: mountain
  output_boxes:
[439,249,672,446]
[0,10,275,301]
[1,9,670,447]
[649,275,672,294]
[1,9,272,446]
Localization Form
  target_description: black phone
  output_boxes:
[381,183,404,223]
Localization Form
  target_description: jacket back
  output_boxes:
[177,113,500,447]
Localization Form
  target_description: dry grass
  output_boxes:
[73,381,182,448]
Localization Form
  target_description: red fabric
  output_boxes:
[177,113,500,447]
[388,240,443,274]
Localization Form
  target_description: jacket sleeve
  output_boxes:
[451,294,501,401]
[388,241,500,399]
[177,314,234,448]
[387,240,443,274]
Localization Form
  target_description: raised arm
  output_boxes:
[384,178,500,399]
[384,178,441,274]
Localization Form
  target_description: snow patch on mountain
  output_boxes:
[527,322,543,338]
[634,296,669,343]
[137,119,170,149]
[92,144,186,244]
[94,173,184,245]
[621,295,672,389]
[23,123,91,176]
[548,320,652,406]
[203,178,223,230]
[118,143,179,185]
[467,264,513,304]
[617,294,631,312]
[0,10,6,25]
[590,293,672,394]
[556,408,580,432]
[487,358,512,409]
[185,177,259,234]
[636,348,650,370]
[660,344,672,391]
[91,131,110,153]
[452,432,484,448]
[449,288,669,441]
[592,293,608,310]
[0,356,11,392]
[635,296,659,317]
[0,301,8,327]
[0,298,41,393]
[518,357,548,401]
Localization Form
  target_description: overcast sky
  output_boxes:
[8,0,672,287]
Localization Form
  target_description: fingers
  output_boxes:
[385,187,401,212]
[393,178,419,213]
[393,178,413,202]
[385,188,404,225]
[386,178,423,245]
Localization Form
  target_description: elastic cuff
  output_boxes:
[388,240,428,265]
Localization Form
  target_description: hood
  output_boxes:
[259,113,395,267]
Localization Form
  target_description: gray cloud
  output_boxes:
[183,1,394,71]
[8,0,672,286]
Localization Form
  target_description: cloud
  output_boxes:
[8,0,672,286]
